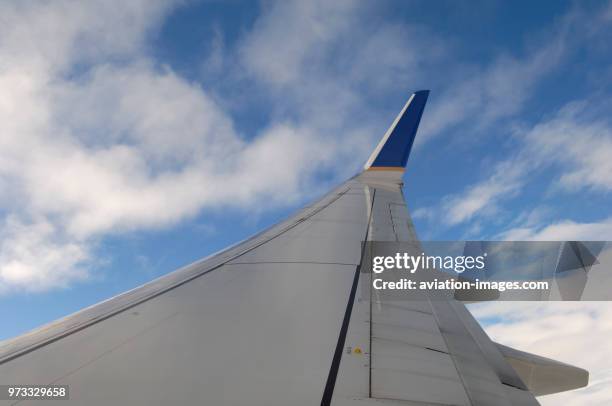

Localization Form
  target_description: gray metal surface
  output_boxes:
[0,183,353,364]
[0,174,558,405]
[330,178,540,406]
[0,181,371,405]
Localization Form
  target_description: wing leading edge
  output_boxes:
[0,91,587,406]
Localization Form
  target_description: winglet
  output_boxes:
[364,90,429,171]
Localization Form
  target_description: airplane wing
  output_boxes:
[0,91,587,405]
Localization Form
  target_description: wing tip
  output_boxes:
[363,90,430,171]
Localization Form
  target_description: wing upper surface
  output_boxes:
[330,181,540,406]
[0,181,375,405]
[0,91,585,405]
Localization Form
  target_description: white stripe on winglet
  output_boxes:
[363,93,415,170]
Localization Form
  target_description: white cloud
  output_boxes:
[411,3,612,235]
[0,1,184,292]
[236,0,447,138]
[414,97,612,233]
[239,0,360,87]
[524,102,612,193]
[1,0,610,296]
[0,217,89,293]
[441,160,527,225]
[469,201,612,404]
[0,1,175,74]
[499,217,612,241]
[0,0,448,292]
[469,301,612,405]
[0,1,370,292]
[417,35,565,144]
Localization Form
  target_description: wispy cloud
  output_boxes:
[498,217,612,241]
[442,160,527,225]
[524,101,612,193]
[0,0,370,292]
[1,0,611,295]
[0,1,183,292]
[417,40,565,144]
[0,0,450,292]
[415,96,612,236]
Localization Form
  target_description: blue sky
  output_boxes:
[1,1,612,403]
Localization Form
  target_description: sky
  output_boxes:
[0,0,611,404]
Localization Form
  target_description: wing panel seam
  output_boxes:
[0,188,351,365]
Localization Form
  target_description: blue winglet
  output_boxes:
[365,90,429,170]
